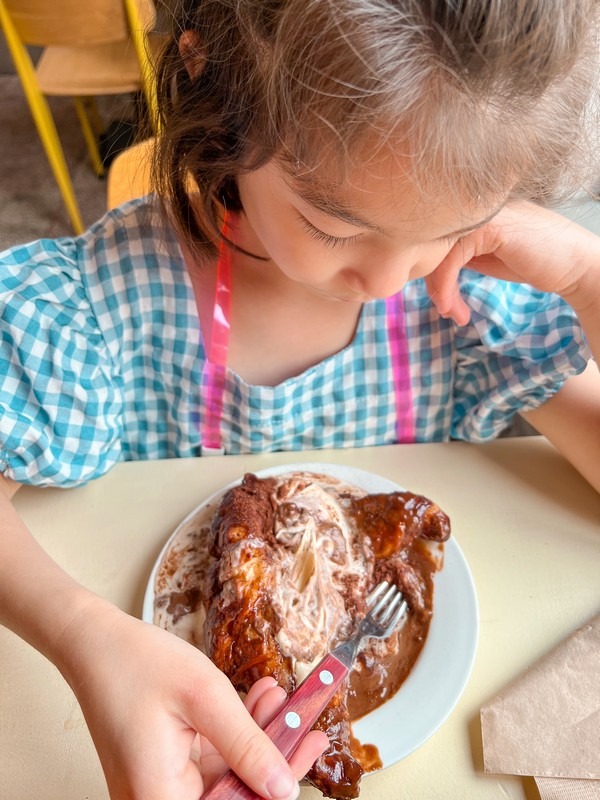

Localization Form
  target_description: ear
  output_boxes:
[179,31,205,80]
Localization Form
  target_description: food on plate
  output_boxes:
[154,470,450,798]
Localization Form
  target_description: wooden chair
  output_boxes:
[107,135,200,210]
[0,0,160,234]
[107,136,155,210]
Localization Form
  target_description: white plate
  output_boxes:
[143,463,478,771]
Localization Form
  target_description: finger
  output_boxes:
[198,748,228,792]
[288,730,330,780]
[126,710,205,800]
[425,239,474,325]
[250,683,288,729]
[243,681,329,780]
[469,253,521,283]
[178,757,204,799]
[425,239,470,311]
[190,670,300,800]
[244,676,280,718]
[201,682,328,790]
[425,270,470,325]
[200,677,282,766]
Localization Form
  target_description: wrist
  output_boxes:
[0,498,114,671]
[564,238,600,315]
[50,592,126,688]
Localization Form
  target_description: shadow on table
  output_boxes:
[474,436,600,527]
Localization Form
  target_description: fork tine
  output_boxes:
[366,581,389,608]
[329,582,408,670]
[385,597,408,634]
[370,583,397,619]
[378,590,403,626]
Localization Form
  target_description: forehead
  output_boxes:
[277,146,496,237]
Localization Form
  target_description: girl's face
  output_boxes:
[236,154,504,303]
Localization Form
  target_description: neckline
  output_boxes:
[178,223,371,391]
[224,301,369,391]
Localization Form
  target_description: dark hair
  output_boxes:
[153,0,600,260]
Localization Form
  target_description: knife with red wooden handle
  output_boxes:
[200,652,348,800]
[201,582,407,799]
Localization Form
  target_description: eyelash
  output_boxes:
[299,217,361,249]
[300,217,464,250]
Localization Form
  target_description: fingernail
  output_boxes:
[265,767,299,800]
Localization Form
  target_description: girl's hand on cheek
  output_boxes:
[59,602,328,800]
[425,201,600,325]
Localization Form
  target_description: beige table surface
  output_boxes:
[1,439,599,800]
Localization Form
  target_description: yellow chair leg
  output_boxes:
[74,97,105,178]
[85,96,105,138]
[0,1,84,234]
[123,0,160,132]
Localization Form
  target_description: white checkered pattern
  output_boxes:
[0,197,590,486]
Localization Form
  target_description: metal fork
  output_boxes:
[332,581,408,669]
[202,581,408,800]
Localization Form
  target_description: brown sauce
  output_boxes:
[155,476,448,795]
[349,735,383,772]
[348,540,437,720]
[165,588,202,623]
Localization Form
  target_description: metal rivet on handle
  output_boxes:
[285,711,301,729]
[319,670,334,685]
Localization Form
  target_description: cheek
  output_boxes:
[251,214,350,282]
[240,195,317,268]
[266,226,319,267]
[258,225,336,283]
[408,242,456,281]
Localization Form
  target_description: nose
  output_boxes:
[342,250,415,299]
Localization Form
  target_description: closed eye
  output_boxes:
[439,235,461,246]
[298,216,362,249]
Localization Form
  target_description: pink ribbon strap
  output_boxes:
[190,218,413,452]
[201,217,232,453]
[185,214,232,455]
[385,293,415,443]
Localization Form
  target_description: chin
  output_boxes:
[306,284,371,304]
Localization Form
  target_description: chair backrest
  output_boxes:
[107,137,155,210]
[3,0,155,48]
[107,137,196,209]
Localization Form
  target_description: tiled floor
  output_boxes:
[0,76,135,251]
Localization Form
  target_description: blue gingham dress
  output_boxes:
[0,197,590,487]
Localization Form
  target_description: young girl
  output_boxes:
[1,1,600,798]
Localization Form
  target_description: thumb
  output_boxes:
[193,671,300,800]
[425,239,474,325]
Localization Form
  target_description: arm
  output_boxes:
[537,263,600,492]
[425,202,600,493]
[0,474,326,799]
[518,216,600,491]
[522,362,600,493]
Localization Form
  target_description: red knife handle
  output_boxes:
[201,653,349,799]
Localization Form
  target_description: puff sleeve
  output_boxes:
[451,271,591,441]
[0,237,123,486]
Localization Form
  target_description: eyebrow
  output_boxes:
[439,205,506,239]
[295,186,391,236]
[295,180,505,240]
